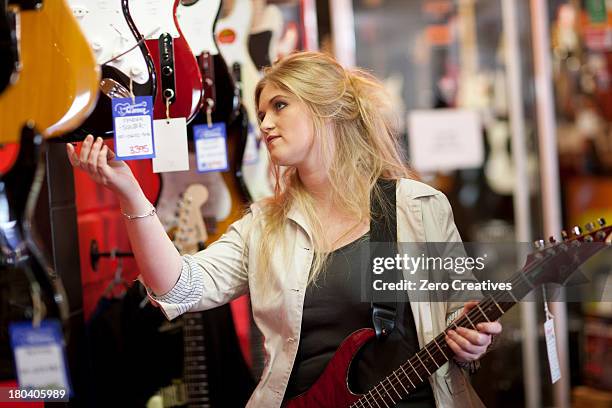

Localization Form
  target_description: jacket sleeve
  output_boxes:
[427,192,481,317]
[145,211,252,320]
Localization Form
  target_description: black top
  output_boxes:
[284,234,435,407]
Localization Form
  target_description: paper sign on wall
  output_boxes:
[407,109,484,172]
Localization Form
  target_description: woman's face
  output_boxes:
[257,83,318,168]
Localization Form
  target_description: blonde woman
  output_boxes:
[67,51,501,407]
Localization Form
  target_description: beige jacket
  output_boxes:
[151,178,486,408]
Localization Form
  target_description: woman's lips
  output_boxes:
[266,135,281,144]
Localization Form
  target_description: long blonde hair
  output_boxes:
[251,51,417,289]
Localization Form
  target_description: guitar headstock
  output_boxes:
[173,184,209,255]
[523,218,611,288]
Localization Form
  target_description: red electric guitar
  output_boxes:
[284,221,612,407]
[127,0,202,122]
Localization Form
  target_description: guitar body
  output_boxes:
[249,1,284,70]
[0,0,18,94]
[128,0,202,122]
[67,0,156,137]
[0,0,100,143]
[0,126,69,380]
[216,0,274,201]
[285,222,612,408]
[177,0,237,125]
[284,329,374,407]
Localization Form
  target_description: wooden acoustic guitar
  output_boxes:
[284,221,612,407]
[66,0,157,138]
[127,0,202,123]
[0,0,100,143]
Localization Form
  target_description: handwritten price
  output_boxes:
[129,145,150,154]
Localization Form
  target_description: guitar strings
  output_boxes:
[356,248,564,406]
[353,265,542,408]
[359,236,607,407]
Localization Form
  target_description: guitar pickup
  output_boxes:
[159,33,176,104]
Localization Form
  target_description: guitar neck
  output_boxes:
[361,274,540,406]
[183,311,211,407]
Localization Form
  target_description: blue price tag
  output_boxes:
[111,96,155,160]
[9,320,72,395]
[193,123,229,173]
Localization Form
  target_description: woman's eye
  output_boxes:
[275,101,287,111]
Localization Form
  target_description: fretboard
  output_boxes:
[183,312,211,408]
[352,269,538,408]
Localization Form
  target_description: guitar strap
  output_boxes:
[370,178,398,339]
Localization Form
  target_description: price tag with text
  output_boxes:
[9,320,71,395]
[112,96,155,160]
[193,123,229,173]
[544,318,562,384]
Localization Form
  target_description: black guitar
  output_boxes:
[0,125,70,380]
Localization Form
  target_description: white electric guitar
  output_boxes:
[69,0,151,84]
[216,0,274,201]
[176,0,221,56]
[67,0,156,137]
[250,0,283,68]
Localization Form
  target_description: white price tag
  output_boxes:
[544,318,562,384]
[112,96,155,160]
[193,123,229,172]
[152,118,189,173]
[9,320,71,393]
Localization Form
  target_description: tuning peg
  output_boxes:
[561,230,569,241]
[598,218,606,227]
[586,222,596,232]
[548,236,557,244]
[572,226,582,236]
[534,239,545,249]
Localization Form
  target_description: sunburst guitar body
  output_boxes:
[0,0,100,143]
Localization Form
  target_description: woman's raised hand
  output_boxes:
[66,135,140,199]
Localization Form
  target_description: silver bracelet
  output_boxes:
[122,205,157,220]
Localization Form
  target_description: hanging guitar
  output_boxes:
[0,0,100,143]
[127,0,202,122]
[176,0,237,125]
[249,0,284,70]
[0,0,19,94]
[284,221,612,407]
[64,0,157,139]
[216,0,274,202]
[0,0,98,380]
[149,184,254,407]
[0,125,73,381]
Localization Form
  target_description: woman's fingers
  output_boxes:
[79,134,94,166]
[98,145,112,179]
[476,322,503,335]
[87,137,104,176]
[445,334,480,362]
[455,327,490,347]
[66,143,79,167]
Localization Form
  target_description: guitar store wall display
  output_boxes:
[0,0,314,401]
